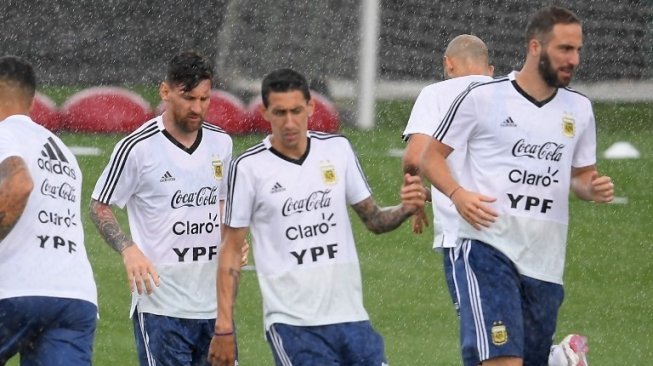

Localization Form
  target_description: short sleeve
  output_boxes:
[91,139,141,208]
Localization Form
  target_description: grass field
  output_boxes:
[8,100,652,365]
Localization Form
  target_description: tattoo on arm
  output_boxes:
[0,211,11,241]
[352,197,411,234]
[89,199,133,253]
[0,156,33,241]
[403,162,419,176]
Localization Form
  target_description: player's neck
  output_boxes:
[270,136,308,160]
[162,114,199,148]
[0,99,30,122]
[514,68,557,102]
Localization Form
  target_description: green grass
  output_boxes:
[8,101,652,365]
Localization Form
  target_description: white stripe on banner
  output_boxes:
[69,146,102,156]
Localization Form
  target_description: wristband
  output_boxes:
[214,330,234,337]
[448,186,462,199]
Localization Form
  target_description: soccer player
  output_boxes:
[0,55,98,365]
[401,33,494,301]
[90,50,240,366]
[207,68,427,366]
[421,6,613,366]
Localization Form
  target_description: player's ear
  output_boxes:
[259,102,270,122]
[159,82,169,101]
[307,97,315,117]
[443,56,454,79]
[528,38,542,57]
[487,64,495,77]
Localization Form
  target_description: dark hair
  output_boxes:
[166,50,213,92]
[261,68,311,107]
[0,55,36,99]
[526,6,581,44]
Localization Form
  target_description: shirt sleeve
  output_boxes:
[223,157,255,228]
[344,140,372,205]
[91,138,141,208]
[434,88,479,152]
[402,86,440,139]
[0,125,23,163]
[219,138,233,202]
[572,104,597,168]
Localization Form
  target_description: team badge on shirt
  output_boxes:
[562,114,575,138]
[212,157,223,180]
[320,161,337,185]
[491,321,508,345]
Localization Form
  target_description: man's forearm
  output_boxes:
[0,156,33,241]
[352,197,411,234]
[89,199,132,253]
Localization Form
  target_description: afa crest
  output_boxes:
[212,157,223,180]
[562,114,575,138]
[320,161,337,185]
[491,321,508,346]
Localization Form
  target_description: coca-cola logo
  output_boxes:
[40,179,77,202]
[170,186,218,209]
[512,139,565,161]
[282,190,332,216]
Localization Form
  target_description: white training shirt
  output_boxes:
[225,132,372,330]
[403,75,493,249]
[92,116,232,319]
[0,115,97,305]
[434,71,596,284]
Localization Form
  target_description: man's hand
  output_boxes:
[588,171,614,203]
[400,173,428,215]
[240,239,250,267]
[208,332,237,366]
[410,207,430,234]
[121,245,160,295]
[449,187,498,231]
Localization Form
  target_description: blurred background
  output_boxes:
[2,0,651,107]
[1,1,652,365]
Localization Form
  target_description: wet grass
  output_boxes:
[7,101,652,365]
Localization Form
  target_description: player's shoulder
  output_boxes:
[308,130,346,141]
[559,86,592,106]
[110,117,161,158]
[201,122,228,136]
[120,116,160,141]
[231,141,268,168]
[202,122,233,143]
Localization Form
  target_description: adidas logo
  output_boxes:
[270,182,285,194]
[40,137,69,163]
[500,116,517,127]
[37,137,77,179]
[160,171,176,182]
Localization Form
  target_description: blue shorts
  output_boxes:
[451,240,564,366]
[266,321,386,366]
[0,296,97,366]
[442,247,460,314]
[133,310,231,366]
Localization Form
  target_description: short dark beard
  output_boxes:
[538,50,565,88]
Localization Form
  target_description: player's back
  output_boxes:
[0,115,96,305]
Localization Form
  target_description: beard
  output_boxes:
[538,50,573,88]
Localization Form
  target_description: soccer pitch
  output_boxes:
[9,101,651,365]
